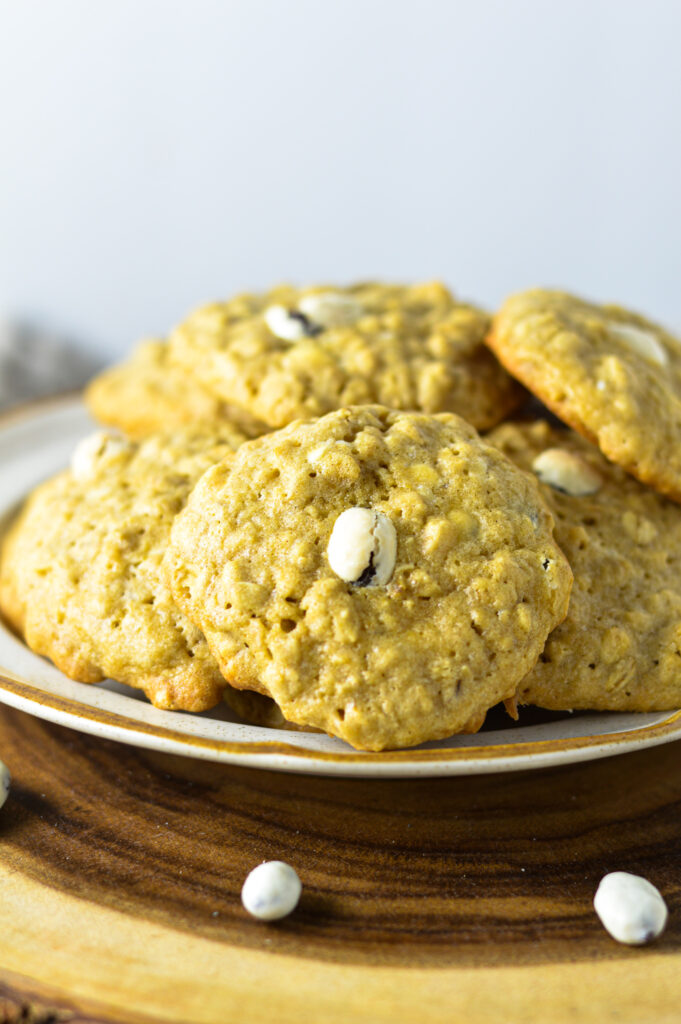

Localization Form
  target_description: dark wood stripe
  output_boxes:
[0,706,680,971]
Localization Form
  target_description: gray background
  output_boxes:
[1,0,680,358]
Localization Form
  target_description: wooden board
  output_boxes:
[0,704,680,1023]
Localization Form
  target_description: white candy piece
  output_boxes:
[241,861,302,921]
[327,507,397,586]
[532,448,602,497]
[0,757,10,810]
[594,871,668,945]
[608,322,668,367]
[263,304,312,343]
[298,292,363,329]
[70,431,129,481]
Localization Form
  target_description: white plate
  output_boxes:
[0,396,680,777]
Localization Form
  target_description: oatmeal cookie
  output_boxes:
[166,406,571,750]
[166,281,524,431]
[86,338,268,440]
[488,418,681,711]
[487,289,681,502]
[0,426,245,710]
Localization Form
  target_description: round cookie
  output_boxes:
[0,426,245,711]
[488,418,681,711]
[85,338,268,440]
[166,281,524,431]
[165,406,572,751]
[487,288,681,502]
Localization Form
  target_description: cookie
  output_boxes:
[224,689,492,735]
[224,688,317,732]
[85,338,268,440]
[165,406,572,751]
[0,426,245,711]
[488,418,681,711]
[166,281,524,431]
[487,288,681,502]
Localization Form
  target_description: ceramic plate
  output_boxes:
[0,396,680,777]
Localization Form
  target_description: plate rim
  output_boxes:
[1,667,681,771]
[1,394,680,777]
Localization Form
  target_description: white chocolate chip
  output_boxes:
[298,292,363,328]
[241,861,302,921]
[594,872,667,945]
[264,304,318,343]
[70,431,130,481]
[532,448,602,497]
[327,507,397,586]
[0,757,10,811]
[608,322,668,367]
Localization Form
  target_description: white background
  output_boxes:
[1,0,680,358]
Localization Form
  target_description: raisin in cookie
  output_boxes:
[0,426,245,710]
[86,338,268,440]
[487,289,681,502]
[165,281,524,431]
[488,418,681,711]
[165,406,571,751]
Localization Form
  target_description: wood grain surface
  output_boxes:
[0,704,680,1023]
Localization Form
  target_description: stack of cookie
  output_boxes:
[2,283,680,751]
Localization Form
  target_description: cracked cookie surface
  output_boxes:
[488,418,681,711]
[166,406,572,750]
[487,289,681,502]
[0,426,245,710]
[166,281,523,431]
